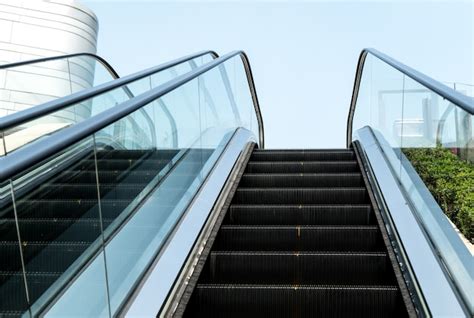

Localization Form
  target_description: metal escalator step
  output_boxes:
[0,311,24,317]
[183,148,408,317]
[0,218,111,243]
[245,161,359,173]
[77,159,172,171]
[203,251,393,285]
[240,173,364,188]
[0,241,89,273]
[251,149,355,161]
[95,149,177,160]
[186,284,402,318]
[0,242,24,272]
[57,169,158,184]
[36,184,146,200]
[0,272,59,312]
[214,225,382,251]
[232,188,369,204]
[225,204,373,225]
[13,199,130,220]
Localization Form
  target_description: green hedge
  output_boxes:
[403,147,473,243]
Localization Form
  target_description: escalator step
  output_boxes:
[96,149,178,160]
[232,188,369,204]
[214,225,382,251]
[0,241,90,273]
[239,173,364,188]
[203,251,394,285]
[13,199,130,220]
[187,284,402,318]
[225,204,373,225]
[245,161,359,173]
[183,149,408,317]
[36,184,146,200]
[0,242,24,272]
[0,272,59,311]
[57,170,158,184]
[0,311,24,317]
[77,159,172,172]
[0,219,111,243]
[251,150,355,161]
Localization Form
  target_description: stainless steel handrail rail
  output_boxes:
[0,50,218,131]
[0,50,264,181]
[346,48,474,147]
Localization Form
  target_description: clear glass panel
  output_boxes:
[49,54,259,314]
[0,56,114,119]
[43,250,110,317]
[103,77,203,313]
[0,54,214,155]
[351,52,473,309]
[0,181,30,317]
[9,137,109,316]
[352,54,405,176]
[1,53,259,316]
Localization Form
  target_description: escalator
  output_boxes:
[181,149,411,317]
[0,48,472,317]
[0,51,219,316]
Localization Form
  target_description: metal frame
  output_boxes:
[355,126,469,317]
[240,52,265,148]
[346,48,474,147]
[0,50,218,131]
[0,50,265,182]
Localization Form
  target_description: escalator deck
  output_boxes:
[183,149,410,317]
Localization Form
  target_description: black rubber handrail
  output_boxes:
[0,50,264,181]
[0,50,218,131]
[0,52,115,74]
[346,48,474,147]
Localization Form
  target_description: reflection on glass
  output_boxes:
[0,55,113,118]
[0,54,213,155]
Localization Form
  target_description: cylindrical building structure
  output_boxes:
[0,0,98,118]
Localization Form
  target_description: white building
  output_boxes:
[0,0,99,117]
[0,0,99,154]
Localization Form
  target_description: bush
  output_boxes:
[403,147,473,243]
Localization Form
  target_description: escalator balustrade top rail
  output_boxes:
[0,52,117,75]
[0,50,218,131]
[0,50,264,182]
[346,48,474,147]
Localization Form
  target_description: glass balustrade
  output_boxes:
[0,53,261,317]
[350,52,473,311]
[0,53,214,156]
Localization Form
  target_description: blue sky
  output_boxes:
[84,0,473,148]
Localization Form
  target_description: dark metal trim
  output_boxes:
[0,51,264,181]
[0,51,218,131]
[346,48,474,147]
[239,52,265,148]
